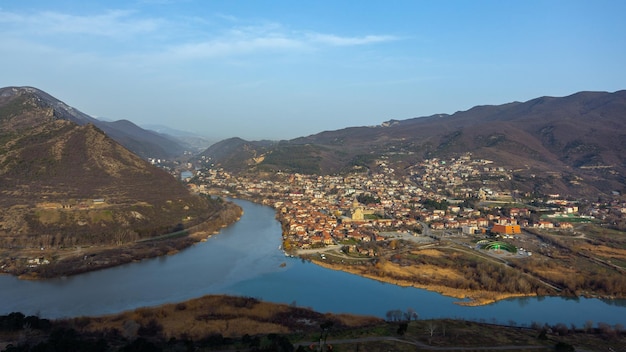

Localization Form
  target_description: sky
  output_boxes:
[1,1,625,141]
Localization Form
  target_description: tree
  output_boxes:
[317,320,333,352]
[404,308,418,321]
[422,321,438,344]
[555,341,575,352]
[597,322,615,338]
[397,322,408,336]
[422,199,449,211]
[267,334,295,352]
[357,194,380,205]
[554,323,569,336]
[385,309,403,322]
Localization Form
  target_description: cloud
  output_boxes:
[307,33,398,46]
[166,36,304,60]
[0,9,161,38]
[0,8,399,63]
[163,25,398,60]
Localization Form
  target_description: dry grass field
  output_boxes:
[2,298,623,351]
[66,295,382,340]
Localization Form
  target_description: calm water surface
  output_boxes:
[1,199,624,326]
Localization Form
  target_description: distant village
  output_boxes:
[184,153,626,251]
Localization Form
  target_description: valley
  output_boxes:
[2,0,625,349]
[1,86,625,350]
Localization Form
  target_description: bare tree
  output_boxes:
[554,323,569,336]
[386,309,403,321]
[385,310,393,321]
[426,321,437,337]
[423,321,438,345]
[598,322,614,338]
[404,307,418,321]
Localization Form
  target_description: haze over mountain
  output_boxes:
[0,87,187,160]
[140,123,217,153]
[200,90,626,197]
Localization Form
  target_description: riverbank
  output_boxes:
[308,258,536,306]
[2,294,623,352]
[4,201,242,280]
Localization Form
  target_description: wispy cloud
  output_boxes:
[166,36,304,60]
[163,24,399,60]
[0,9,161,38]
[0,8,399,63]
[307,33,398,46]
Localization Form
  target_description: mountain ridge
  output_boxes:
[0,86,187,159]
[201,90,626,196]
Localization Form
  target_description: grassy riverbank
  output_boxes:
[1,294,623,351]
[308,257,536,306]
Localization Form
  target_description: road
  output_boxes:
[294,335,551,351]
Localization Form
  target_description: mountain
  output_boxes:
[140,123,217,152]
[0,87,187,159]
[196,137,278,172]
[201,90,626,196]
[0,86,230,277]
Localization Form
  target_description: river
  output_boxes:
[0,199,624,326]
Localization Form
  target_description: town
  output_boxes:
[175,152,626,306]
[184,153,625,255]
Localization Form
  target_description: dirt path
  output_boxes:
[295,336,551,351]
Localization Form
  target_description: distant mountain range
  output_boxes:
[3,86,624,199]
[0,87,189,159]
[140,123,216,152]
[199,90,626,197]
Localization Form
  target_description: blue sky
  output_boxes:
[1,1,625,140]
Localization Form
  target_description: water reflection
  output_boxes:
[515,296,530,308]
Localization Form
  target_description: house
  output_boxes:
[558,222,574,230]
[462,225,479,235]
[496,217,517,226]
[445,220,459,229]
[476,218,489,227]
[322,231,334,245]
[430,222,445,230]
[537,221,554,229]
